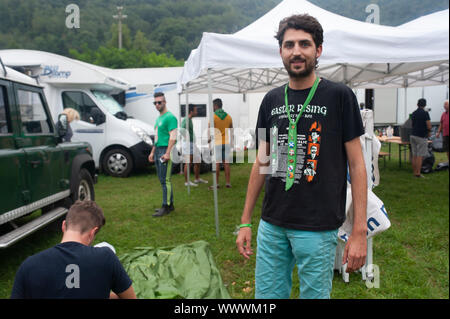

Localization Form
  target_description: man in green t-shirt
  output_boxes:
[148,92,178,217]
[181,105,208,187]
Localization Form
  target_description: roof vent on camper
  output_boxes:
[7,65,40,85]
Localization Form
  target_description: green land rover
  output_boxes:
[0,59,96,248]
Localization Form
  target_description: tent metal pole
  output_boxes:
[185,84,190,195]
[207,68,220,238]
[178,91,181,125]
[404,88,407,122]
[395,88,399,124]
[403,78,408,122]
[178,91,183,177]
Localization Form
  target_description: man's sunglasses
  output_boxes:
[153,101,164,105]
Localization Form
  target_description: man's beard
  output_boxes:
[284,56,316,79]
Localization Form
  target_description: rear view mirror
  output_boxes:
[57,113,68,138]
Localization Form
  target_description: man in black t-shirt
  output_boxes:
[410,98,431,178]
[236,14,368,299]
[11,200,136,299]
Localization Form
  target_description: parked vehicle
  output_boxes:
[0,50,154,177]
[0,61,96,248]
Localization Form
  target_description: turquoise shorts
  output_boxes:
[255,219,338,299]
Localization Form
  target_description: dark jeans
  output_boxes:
[154,146,173,206]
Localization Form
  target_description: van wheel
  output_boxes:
[102,148,133,177]
[71,168,95,203]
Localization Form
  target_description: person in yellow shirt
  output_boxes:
[209,98,233,189]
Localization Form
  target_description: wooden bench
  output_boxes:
[378,151,390,168]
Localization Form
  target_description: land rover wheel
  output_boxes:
[71,168,95,202]
[102,148,133,177]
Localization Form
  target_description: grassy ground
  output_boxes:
[0,147,448,299]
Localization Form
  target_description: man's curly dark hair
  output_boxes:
[275,14,324,49]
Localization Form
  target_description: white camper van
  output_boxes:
[0,49,155,177]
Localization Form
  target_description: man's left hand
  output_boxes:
[342,232,367,273]
[161,153,171,162]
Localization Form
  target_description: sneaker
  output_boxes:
[152,205,171,217]
[194,178,208,184]
[185,181,198,187]
[154,203,174,213]
[208,185,220,190]
[414,174,426,179]
[225,184,232,188]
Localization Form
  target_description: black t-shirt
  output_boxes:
[10,242,132,299]
[256,78,364,231]
[411,108,430,138]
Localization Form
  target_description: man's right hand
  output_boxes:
[148,152,154,163]
[236,227,253,259]
[235,142,268,260]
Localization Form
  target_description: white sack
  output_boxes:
[338,183,391,242]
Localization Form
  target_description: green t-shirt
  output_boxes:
[155,111,178,147]
[181,117,194,142]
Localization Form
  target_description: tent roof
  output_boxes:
[177,0,449,93]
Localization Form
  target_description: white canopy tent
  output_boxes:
[176,0,449,251]
[177,0,448,93]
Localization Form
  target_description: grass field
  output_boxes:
[0,146,448,299]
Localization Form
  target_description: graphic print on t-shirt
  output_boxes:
[304,159,317,179]
[305,121,322,182]
[270,127,307,182]
[271,115,324,184]
[308,143,319,159]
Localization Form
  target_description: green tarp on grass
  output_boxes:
[119,240,231,299]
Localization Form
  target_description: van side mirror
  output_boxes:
[57,113,68,138]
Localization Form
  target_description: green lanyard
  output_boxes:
[284,77,320,191]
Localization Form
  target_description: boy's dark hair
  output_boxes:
[213,98,222,108]
[65,200,105,234]
[154,92,165,99]
[418,98,427,108]
[275,14,323,49]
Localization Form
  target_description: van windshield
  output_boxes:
[92,90,128,120]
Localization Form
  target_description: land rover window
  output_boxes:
[62,91,102,124]
[0,85,11,134]
[18,89,52,134]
